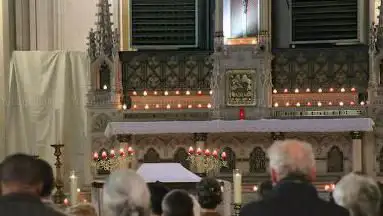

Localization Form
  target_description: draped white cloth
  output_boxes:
[105,118,374,136]
[6,51,89,183]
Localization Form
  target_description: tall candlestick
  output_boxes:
[69,170,78,205]
[233,169,242,204]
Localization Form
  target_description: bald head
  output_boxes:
[267,139,316,182]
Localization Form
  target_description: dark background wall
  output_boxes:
[272,0,291,48]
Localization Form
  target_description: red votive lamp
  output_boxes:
[127,146,134,155]
[188,146,194,154]
[110,149,115,158]
[119,148,125,157]
[93,152,99,161]
[239,107,245,120]
[196,147,202,155]
[101,151,107,160]
[221,152,227,160]
[212,149,218,158]
[204,149,211,156]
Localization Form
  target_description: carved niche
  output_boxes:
[327,146,344,173]
[220,147,236,173]
[92,113,111,132]
[174,148,190,169]
[249,147,267,173]
[226,69,256,106]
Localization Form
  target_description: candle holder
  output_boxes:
[92,147,135,173]
[50,144,66,204]
[233,203,241,216]
[187,147,227,176]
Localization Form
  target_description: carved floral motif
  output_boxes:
[92,113,111,132]
[226,70,256,106]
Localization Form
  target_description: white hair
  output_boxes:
[190,194,201,216]
[267,139,315,179]
[103,169,151,216]
[333,173,381,216]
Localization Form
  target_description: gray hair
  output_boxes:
[267,139,315,179]
[103,169,151,216]
[333,173,381,216]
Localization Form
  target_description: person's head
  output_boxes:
[333,173,381,216]
[196,178,222,210]
[1,154,42,196]
[267,139,316,183]
[67,203,98,216]
[103,169,150,216]
[162,190,195,216]
[148,181,170,216]
[36,159,54,198]
[258,180,273,198]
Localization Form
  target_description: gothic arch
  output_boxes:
[144,148,160,163]
[327,146,344,173]
[220,147,236,173]
[90,56,114,90]
[249,147,267,173]
[92,113,111,132]
[174,147,190,169]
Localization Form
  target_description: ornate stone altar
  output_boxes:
[84,0,383,205]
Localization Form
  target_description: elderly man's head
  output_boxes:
[267,139,316,183]
[103,169,151,216]
[333,173,381,216]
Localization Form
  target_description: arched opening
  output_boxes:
[143,148,160,163]
[99,61,111,90]
[220,147,236,173]
[174,148,190,169]
[249,147,266,173]
[327,146,344,173]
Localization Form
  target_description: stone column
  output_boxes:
[351,131,363,172]
[271,132,284,141]
[194,133,208,149]
[215,0,223,34]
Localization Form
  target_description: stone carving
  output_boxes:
[92,113,111,132]
[226,69,256,106]
[87,0,119,62]
[143,148,160,163]
[249,147,267,173]
[272,47,368,90]
[327,146,344,173]
[119,52,212,91]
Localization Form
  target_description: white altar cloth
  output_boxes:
[137,163,201,183]
[105,118,374,137]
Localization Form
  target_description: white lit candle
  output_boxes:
[233,169,242,204]
[69,171,78,205]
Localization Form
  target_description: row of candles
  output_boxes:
[125,103,213,110]
[93,147,135,160]
[116,87,357,96]
[273,87,356,94]
[274,101,366,107]
[187,146,227,159]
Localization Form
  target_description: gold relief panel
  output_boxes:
[226,69,256,106]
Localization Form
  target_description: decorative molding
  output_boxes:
[351,131,362,139]
[193,133,208,142]
[92,113,111,132]
[271,132,284,141]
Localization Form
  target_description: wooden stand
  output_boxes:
[51,144,65,204]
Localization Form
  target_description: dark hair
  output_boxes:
[1,154,41,186]
[36,159,54,197]
[148,181,170,215]
[258,180,273,198]
[163,189,194,216]
[197,177,222,209]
